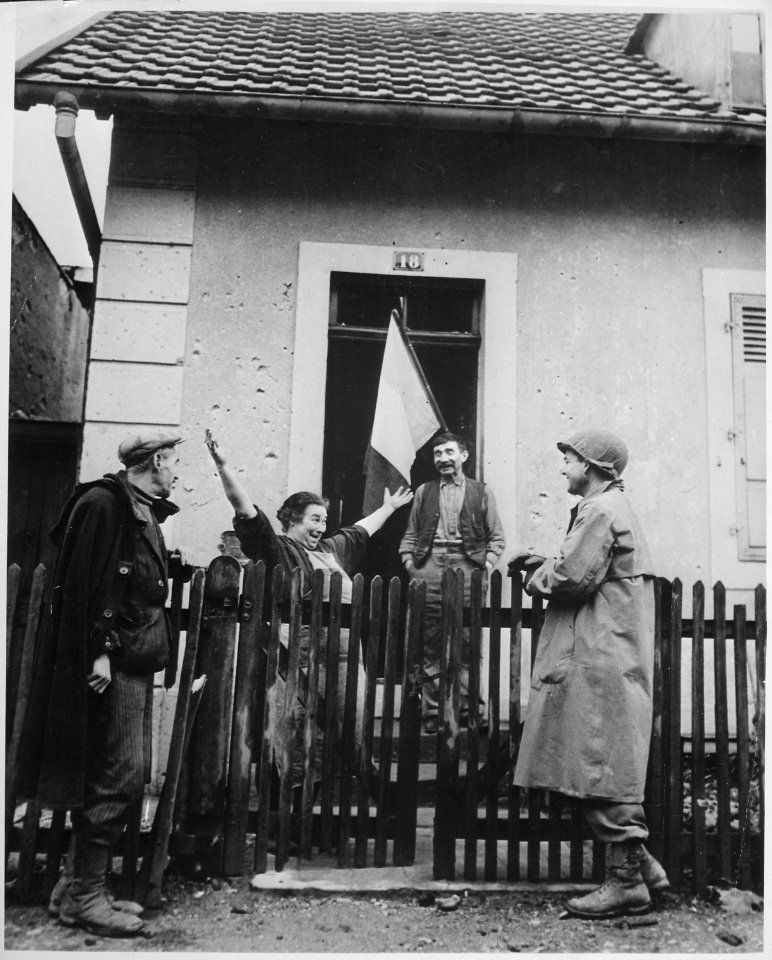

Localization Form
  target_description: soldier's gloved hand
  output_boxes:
[507,552,546,576]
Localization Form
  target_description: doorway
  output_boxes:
[322,272,482,582]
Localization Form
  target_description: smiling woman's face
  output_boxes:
[286,503,328,549]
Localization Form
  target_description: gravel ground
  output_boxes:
[4,879,764,953]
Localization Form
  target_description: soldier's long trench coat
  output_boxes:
[513,480,656,804]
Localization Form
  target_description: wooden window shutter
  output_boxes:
[731,293,766,560]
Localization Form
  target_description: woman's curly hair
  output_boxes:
[277,492,327,532]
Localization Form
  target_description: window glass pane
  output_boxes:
[331,272,480,334]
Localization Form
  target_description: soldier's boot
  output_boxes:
[565,841,651,919]
[49,837,144,918]
[639,846,670,892]
[58,841,145,937]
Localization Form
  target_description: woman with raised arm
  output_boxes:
[204,429,412,786]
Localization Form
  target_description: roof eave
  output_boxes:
[14,80,765,147]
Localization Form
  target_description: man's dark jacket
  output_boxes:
[18,472,178,809]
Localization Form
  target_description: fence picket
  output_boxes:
[375,578,401,866]
[483,570,500,881]
[5,563,48,868]
[666,578,683,884]
[319,572,343,853]
[645,577,666,863]
[222,561,265,875]
[300,570,325,861]
[713,583,732,882]
[355,577,381,867]
[276,568,303,872]
[547,792,562,881]
[44,809,67,902]
[393,579,425,867]
[754,585,765,867]
[337,574,364,867]
[163,560,189,690]
[733,606,751,889]
[187,556,241,874]
[691,582,707,892]
[464,569,483,881]
[507,572,522,882]
[254,566,285,875]
[434,568,463,880]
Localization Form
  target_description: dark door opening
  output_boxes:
[323,272,482,584]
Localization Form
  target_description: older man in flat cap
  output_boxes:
[19,431,182,936]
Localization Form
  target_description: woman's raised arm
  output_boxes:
[205,429,257,520]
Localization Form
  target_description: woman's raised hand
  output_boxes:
[383,485,414,511]
[205,429,227,468]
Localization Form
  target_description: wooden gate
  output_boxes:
[6,557,765,903]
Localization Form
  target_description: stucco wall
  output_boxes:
[10,196,90,422]
[169,119,763,588]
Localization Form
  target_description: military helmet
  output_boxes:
[557,428,629,479]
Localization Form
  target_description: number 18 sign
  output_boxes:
[393,251,425,272]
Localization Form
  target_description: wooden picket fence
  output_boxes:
[5,558,765,905]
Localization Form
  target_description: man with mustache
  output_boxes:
[399,431,505,733]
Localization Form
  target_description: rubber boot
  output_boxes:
[565,842,651,919]
[49,837,144,918]
[639,846,670,892]
[58,841,145,937]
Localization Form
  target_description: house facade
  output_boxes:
[15,9,765,610]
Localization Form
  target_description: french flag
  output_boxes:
[362,313,443,514]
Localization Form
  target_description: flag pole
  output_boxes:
[390,308,448,432]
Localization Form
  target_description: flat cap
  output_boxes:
[118,431,183,467]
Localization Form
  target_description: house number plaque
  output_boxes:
[393,251,425,272]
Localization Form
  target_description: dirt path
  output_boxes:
[5,880,764,953]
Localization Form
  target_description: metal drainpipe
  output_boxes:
[53,90,102,269]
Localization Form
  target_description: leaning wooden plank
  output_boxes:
[319,572,343,854]
[5,564,47,868]
[482,569,498,882]
[733,605,751,890]
[464,569,483,882]
[355,577,381,868]
[254,566,284,875]
[134,568,205,907]
[222,561,265,876]
[393,579,425,867]
[712,583,732,883]
[691,582,707,894]
[300,570,324,861]
[666,579,683,886]
[6,564,23,725]
[375,578,401,867]
[276,569,303,873]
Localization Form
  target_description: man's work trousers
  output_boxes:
[582,799,649,844]
[409,548,486,720]
[71,669,154,849]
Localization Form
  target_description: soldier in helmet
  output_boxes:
[508,428,668,919]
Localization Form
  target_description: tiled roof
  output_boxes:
[17,10,764,128]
